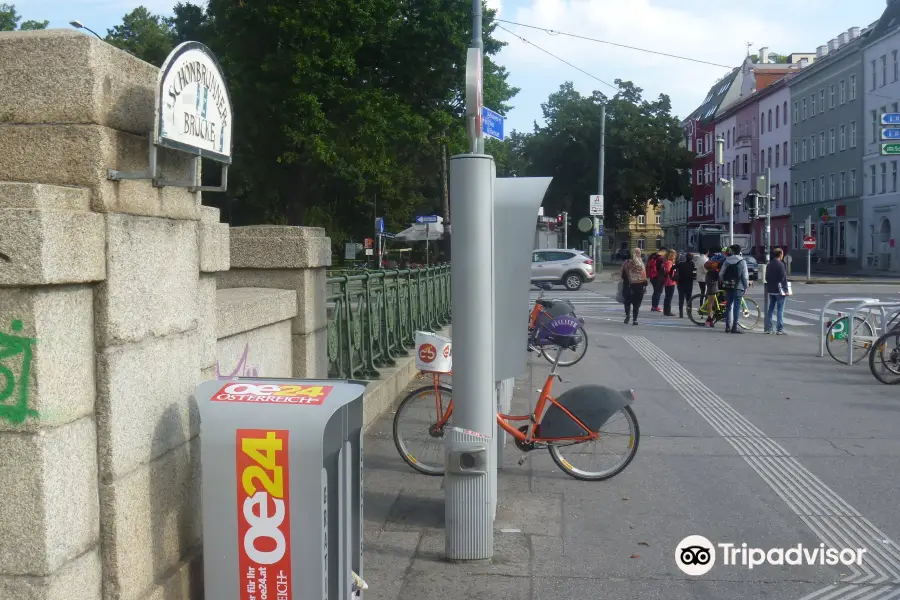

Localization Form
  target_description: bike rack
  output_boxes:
[847,301,900,364]
[818,298,879,357]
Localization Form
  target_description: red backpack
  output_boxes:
[647,255,658,279]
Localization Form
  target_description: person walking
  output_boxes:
[674,252,696,318]
[620,248,648,326]
[693,250,709,298]
[719,244,750,334]
[703,249,725,328]
[764,247,789,335]
[648,247,667,312]
[662,249,677,316]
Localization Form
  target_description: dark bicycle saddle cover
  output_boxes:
[539,385,633,438]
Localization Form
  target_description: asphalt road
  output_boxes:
[362,277,900,600]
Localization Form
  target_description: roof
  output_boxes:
[685,67,741,125]
[715,71,797,122]
[790,27,875,86]
[865,0,900,43]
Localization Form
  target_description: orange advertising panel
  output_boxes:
[236,429,292,600]
[214,383,333,406]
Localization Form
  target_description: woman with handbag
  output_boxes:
[620,248,648,326]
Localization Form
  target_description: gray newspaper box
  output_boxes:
[194,378,366,600]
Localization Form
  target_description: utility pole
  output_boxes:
[562,211,568,248]
[806,215,812,280]
[755,170,772,320]
[472,0,485,155]
[594,104,606,267]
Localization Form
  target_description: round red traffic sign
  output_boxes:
[803,236,816,250]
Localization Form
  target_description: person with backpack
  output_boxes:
[673,252,696,318]
[718,244,751,333]
[620,248,648,325]
[662,249,677,316]
[648,247,667,312]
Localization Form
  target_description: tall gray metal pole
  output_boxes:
[446,154,495,560]
[473,0,485,155]
[594,104,606,266]
[760,168,772,321]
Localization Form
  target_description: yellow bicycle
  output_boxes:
[687,290,760,330]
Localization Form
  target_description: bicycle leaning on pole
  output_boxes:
[393,317,640,481]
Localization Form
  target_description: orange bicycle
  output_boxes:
[393,319,640,481]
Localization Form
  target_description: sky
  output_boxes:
[15,0,895,136]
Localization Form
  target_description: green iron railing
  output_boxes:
[326,265,451,379]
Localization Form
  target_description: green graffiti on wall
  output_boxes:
[0,320,38,425]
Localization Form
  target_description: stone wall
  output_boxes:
[0,30,329,600]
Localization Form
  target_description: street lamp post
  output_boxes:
[715,135,735,246]
[69,20,103,40]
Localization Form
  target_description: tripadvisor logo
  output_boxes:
[675,535,866,576]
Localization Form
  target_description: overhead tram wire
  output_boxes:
[497,19,735,69]
[496,24,617,91]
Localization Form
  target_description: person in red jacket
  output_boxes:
[662,249,678,316]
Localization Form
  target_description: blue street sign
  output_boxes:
[375,216,384,233]
[882,127,900,139]
[415,215,439,224]
[882,113,900,125]
[482,107,504,141]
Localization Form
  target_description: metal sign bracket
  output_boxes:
[107,137,229,193]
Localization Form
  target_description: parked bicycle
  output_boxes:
[824,308,900,365]
[393,318,640,481]
[687,289,760,330]
[869,322,900,384]
[528,282,588,367]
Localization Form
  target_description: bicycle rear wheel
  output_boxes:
[868,330,900,384]
[825,316,874,364]
[548,405,640,481]
[541,325,589,367]
[737,297,760,330]
[393,384,452,475]
[687,294,707,326]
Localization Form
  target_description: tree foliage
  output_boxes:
[0,3,48,31]
[103,1,518,248]
[502,80,693,230]
[750,52,789,64]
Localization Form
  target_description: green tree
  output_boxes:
[105,6,175,67]
[0,3,47,31]
[750,52,789,64]
[508,80,692,231]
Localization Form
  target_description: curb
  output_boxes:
[803,278,900,284]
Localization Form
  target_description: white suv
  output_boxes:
[530,250,595,291]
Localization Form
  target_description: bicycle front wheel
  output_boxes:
[737,297,760,330]
[687,294,707,326]
[541,326,589,367]
[868,330,900,384]
[393,384,452,475]
[826,316,874,364]
[548,405,640,481]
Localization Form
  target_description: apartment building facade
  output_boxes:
[788,26,870,270]
[753,81,794,251]
[861,0,900,271]
[659,196,688,250]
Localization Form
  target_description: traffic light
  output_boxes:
[557,213,564,226]
[744,192,758,220]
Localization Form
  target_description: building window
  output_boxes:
[732,126,736,143]
[850,121,857,148]
[774,183,780,208]
[881,162,888,193]
[801,139,808,161]
[802,98,807,120]
[792,141,798,164]
[783,182,788,206]
[872,60,877,91]
[743,153,748,174]
[829,174,835,199]
[840,124,846,151]
[811,179,817,202]
[829,128,835,154]
[819,90,825,113]
[850,74,857,100]
[839,80,846,104]
[726,130,730,147]
[809,135,816,160]
[697,170,702,185]
[819,131,826,155]
[726,162,731,178]
[760,113,765,134]
[656,213,661,224]
[810,94,816,117]
[830,84,835,108]
[637,238,645,250]
[872,109,879,145]
[850,169,856,195]
[840,171,846,197]
[793,101,799,124]
[655,236,662,249]
[768,146,772,168]
[775,104,780,127]
[881,55,888,87]
[775,144,780,167]
[802,181,808,203]
[793,182,799,204]
[870,164,877,195]
[819,176,825,201]
[893,161,898,192]
[783,101,788,123]
[696,201,703,216]
[768,109,772,131]
[638,214,645,224]
[894,50,899,82]
[760,149,765,168]
[697,138,703,154]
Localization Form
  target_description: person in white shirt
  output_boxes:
[693,250,709,297]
